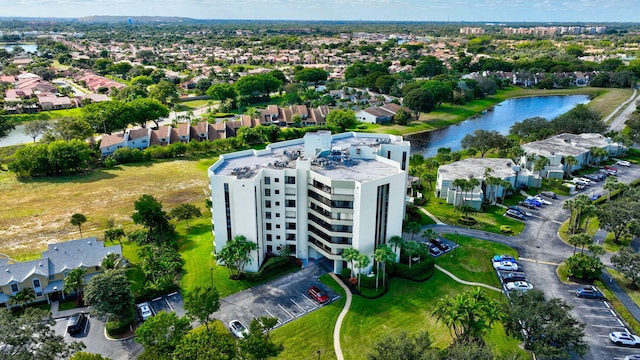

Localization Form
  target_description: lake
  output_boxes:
[2,44,38,53]
[407,95,591,158]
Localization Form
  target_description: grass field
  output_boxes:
[423,200,525,235]
[0,156,217,260]
[5,107,84,124]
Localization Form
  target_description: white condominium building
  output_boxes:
[208,131,410,273]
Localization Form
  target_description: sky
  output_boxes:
[2,0,639,22]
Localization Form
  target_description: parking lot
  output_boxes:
[212,260,337,334]
[149,292,185,318]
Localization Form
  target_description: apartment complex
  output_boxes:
[208,131,410,273]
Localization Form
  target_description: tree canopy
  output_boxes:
[325,108,356,132]
[403,88,435,118]
[461,129,507,157]
[183,285,221,330]
[84,269,135,319]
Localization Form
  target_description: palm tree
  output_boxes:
[563,156,578,179]
[355,253,371,289]
[64,267,87,305]
[563,199,577,234]
[10,288,35,308]
[374,244,396,289]
[404,221,421,241]
[422,228,438,243]
[424,159,439,193]
[341,248,360,280]
[70,213,87,237]
[101,253,124,270]
[581,204,596,233]
[568,233,592,255]
[590,147,609,167]
[403,240,421,268]
[533,156,549,176]
[452,178,467,209]
[572,194,591,233]
[387,236,404,262]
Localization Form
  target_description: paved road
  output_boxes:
[608,87,639,132]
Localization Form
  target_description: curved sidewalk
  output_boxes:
[435,264,502,293]
[329,273,352,360]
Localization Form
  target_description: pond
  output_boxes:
[1,44,38,53]
[407,95,591,158]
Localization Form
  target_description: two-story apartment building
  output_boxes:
[208,131,410,274]
[0,237,122,308]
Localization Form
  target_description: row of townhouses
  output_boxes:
[100,104,330,156]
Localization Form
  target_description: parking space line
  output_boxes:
[290,298,306,313]
[301,294,319,309]
[518,257,559,266]
[278,304,294,320]
[584,314,621,319]
[165,297,174,311]
[264,308,281,324]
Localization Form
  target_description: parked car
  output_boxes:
[605,165,619,172]
[616,160,631,167]
[506,281,534,292]
[538,191,558,199]
[137,302,154,321]
[430,238,450,252]
[590,193,602,201]
[504,209,525,220]
[66,312,88,335]
[575,286,605,299]
[508,206,531,217]
[532,196,552,205]
[623,355,640,360]
[493,255,516,262]
[501,272,526,283]
[518,201,537,209]
[308,286,330,304]
[571,178,589,187]
[493,261,519,271]
[610,332,640,347]
[428,244,443,256]
[583,174,603,182]
[229,320,250,338]
[600,169,618,176]
[524,198,542,206]
[500,225,512,233]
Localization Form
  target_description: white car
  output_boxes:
[624,355,640,360]
[506,281,533,291]
[532,196,552,205]
[617,160,632,167]
[137,302,154,321]
[229,320,249,338]
[493,261,518,271]
[610,332,640,347]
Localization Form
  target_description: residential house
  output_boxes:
[0,238,122,308]
[355,103,404,124]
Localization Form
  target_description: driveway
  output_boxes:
[53,312,142,360]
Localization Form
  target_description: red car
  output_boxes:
[308,286,330,303]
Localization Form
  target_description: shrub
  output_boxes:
[340,267,352,279]
[457,216,477,225]
[102,156,117,168]
[106,315,134,337]
[359,274,378,289]
[112,147,149,164]
[244,256,299,282]
[393,257,435,280]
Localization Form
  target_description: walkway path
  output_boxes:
[419,207,444,225]
[435,265,502,293]
[329,273,352,360]
[606,87,639,132]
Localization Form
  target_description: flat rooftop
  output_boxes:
[213,135,403,182]
[438,158,527,180]
[521,133,611,157]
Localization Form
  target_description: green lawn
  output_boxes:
[58,299,78,311]
[274,239,527,360]
[5,108,84,124]
[423,200,525,235]
[437,234,516,288]
[595,277,640,335]
[607,268,640,308]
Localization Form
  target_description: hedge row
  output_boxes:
[244,256,300,283]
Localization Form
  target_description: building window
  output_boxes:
[275,190,280,195]
[276,235,281,240]
[265,212,272,219]
[267,234,272,241]
[276,213,281,218]
[275,178,280,183]
[33,279,41,288]
[265,200,271,208]
[286,199,296,207]
[267,245,273,252]
[10,284,18,293]
[266,223,272,230]
[285,176,296,184]
[275,201,280,206]
[286,233,296,241]
[265,189,271,196]
[264,177,271,185]
[287,222,297,230]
